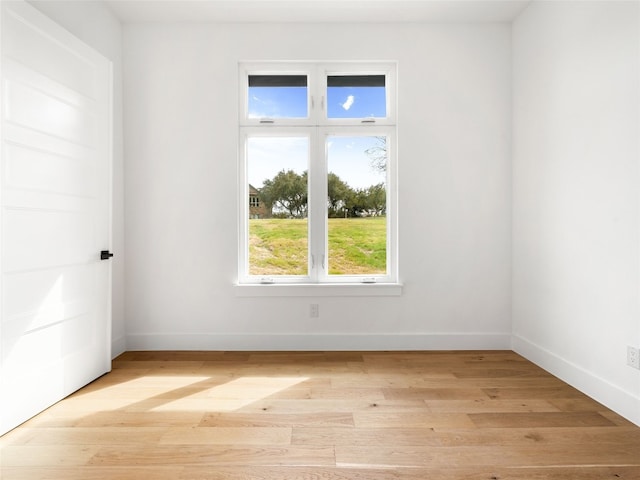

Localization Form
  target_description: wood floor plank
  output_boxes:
[74,411,205,428]
[353,376,569,391]
[411,376,569,389]
[330,374,428,389]
[200,412,354,428]
[0,427,167,446]
[88,445,335,466]
[382,387,492,400]
[451,365,552,378]
[425,398,561,413]
[158,427,292,445]
[483,386,588,400]
[336,445,510,468]
[469,411,617,428]
[0,467,186,480]
[291,427,442,446]
[0,445,101,466]
[433,426,640,447]
[308,387,385,400]
[123,397,309,413]
[353,412,476,428]
[232,399,429,414]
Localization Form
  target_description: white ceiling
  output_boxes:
[105,0,532,24]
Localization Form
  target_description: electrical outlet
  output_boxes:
[627,346,640,370]
[310,304,319,318]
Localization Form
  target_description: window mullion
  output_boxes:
[308,126,327,282]
[309,66,326,283]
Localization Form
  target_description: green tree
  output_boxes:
[343,188,366,218]
[327,172,353,218]
[363,183,386,216]
[260,170,308,218]
[341,183,386,218]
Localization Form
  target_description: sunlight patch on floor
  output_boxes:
[150,376,309,412]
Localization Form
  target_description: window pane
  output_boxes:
[327,75,386,119]
[326,136,387,275]
[247,136,309,276]
[248,75,308,119]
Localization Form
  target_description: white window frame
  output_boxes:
[237,61,399,290]
[316,126,397,284]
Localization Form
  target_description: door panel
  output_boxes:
[3,266,94,322]
[0,1,112,435]
[5,80,98,144]
[4,142,94,197]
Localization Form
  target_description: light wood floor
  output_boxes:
[1,351,639,479]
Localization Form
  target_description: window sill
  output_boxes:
[234,283,403,297]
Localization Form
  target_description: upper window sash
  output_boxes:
[240,63,396,126]
[240,63,314,126]
[320,63,396,126]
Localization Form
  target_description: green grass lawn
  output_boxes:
[249,217,386,276]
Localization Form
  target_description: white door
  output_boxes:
[0,1,112,435]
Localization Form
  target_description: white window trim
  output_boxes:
[237,61,399,289]
[234,283,403,297]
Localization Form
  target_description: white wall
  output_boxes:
[123,23,512,350]
[512,1,640,424]
[28,1,126,357]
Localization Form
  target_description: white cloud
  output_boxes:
[341,95,355,110]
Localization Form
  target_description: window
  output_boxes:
[248,74,308,119]
[239,62,397,285]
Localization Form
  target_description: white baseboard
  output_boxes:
[512,334,640,427]
[125,332,512,352]
[111,335,127,359]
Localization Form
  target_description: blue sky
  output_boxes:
[248,135,385,191]
[248,87,307,118]
[327,136,386,189]
[248,86,386,119]
[247,84,387,190]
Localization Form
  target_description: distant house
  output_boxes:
[249,184,270,219]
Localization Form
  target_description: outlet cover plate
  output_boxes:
[627,346,640,370]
